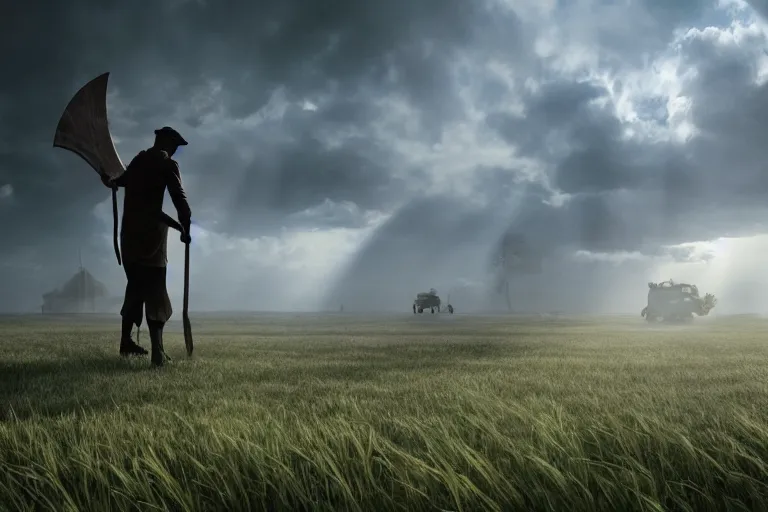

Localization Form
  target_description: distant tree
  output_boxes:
[489,231,542,311]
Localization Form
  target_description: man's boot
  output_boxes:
[119,316,148,356]
[148,321,171,367]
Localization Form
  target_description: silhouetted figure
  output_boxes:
[103,127,192,366]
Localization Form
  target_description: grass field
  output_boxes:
[2,313,768,511]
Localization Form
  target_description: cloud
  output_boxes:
[3,0,768,313]
[0,184,12,200]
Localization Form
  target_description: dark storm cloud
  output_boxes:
[746,0,768,19]
[537,0,712,75]
[188,102,412,235]
[482,19,768,255]
[0,0,497,239]
[490,81,666,196]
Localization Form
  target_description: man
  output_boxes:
[102,126,192,367]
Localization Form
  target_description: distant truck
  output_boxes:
[641,280,717,322]
[412,289,454,314]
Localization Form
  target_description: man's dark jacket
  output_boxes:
[113,148,192,267]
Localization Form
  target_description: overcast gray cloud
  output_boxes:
[3,0,768,314]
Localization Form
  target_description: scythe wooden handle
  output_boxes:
[183,241,193,356]
[112,187,122,266]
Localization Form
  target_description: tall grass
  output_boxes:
[1,314,767,511]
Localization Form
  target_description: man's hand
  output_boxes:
[180,230,191,245]
[100,172,116,190]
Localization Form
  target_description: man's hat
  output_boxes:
[154,126,188,146]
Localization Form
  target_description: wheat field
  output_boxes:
[1,313,768,511]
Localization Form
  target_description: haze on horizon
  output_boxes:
[3,0,768,315]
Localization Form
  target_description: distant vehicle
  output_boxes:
[412,288,454,314]
[641,280,717,322]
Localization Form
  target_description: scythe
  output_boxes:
[53,72,124,265]
[53,72,194,356]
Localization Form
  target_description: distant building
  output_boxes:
[41,267,110,314]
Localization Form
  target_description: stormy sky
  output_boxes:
[2,0,768,314]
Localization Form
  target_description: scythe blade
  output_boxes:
[53,72,125,265]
